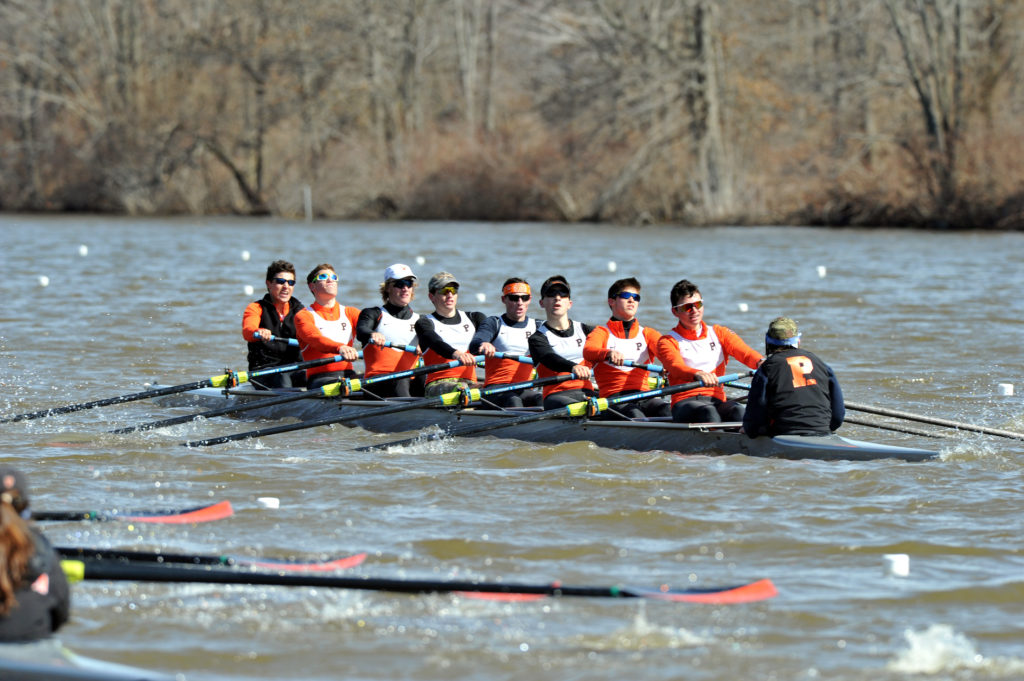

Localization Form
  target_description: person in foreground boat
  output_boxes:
[294,264,361,391]
[0,467,70,642]
[743,317,844,437]
[355,263,422,399]
[469,278,542,408]
[414,272,486,397]
[528,275,598,410]
[657,279,763,424]
[241,259,306,389]
[583,277,669,419]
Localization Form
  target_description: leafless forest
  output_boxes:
[1,0,1022,228]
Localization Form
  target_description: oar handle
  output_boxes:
[256,334,299,347]
[492,352,534,364]
[622,360,664,373]
[380,341,419,353]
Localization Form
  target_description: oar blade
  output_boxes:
[33,500,233,524]
[624,578,778,604]
[242,552,367,572]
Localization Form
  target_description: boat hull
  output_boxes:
[152,387,938,462]
[0,639,173,681]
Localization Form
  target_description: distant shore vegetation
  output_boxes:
[1,1,1022,229]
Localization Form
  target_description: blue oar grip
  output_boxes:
[263,335,300,347]
[492,352,534,364]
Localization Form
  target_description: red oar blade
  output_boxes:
[122,500,234,524]
[243,552,367,572]
[627,578,778,604]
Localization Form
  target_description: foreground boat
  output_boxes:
[0,639,173,681]
[149,386,939,462]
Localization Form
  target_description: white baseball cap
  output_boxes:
[383,263,416,281]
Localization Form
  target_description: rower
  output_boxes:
[656,278,763,423]
[294,263,361,392]
[414,272,486,397]
[241,259,306,390]
[0,467,70,642]
[743,317,845,437]
[583,277,669,420]
[527,275,599,410]
[355,263,422,399]
[469,278,542,408]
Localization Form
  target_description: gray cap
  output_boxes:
[428,271,459,293]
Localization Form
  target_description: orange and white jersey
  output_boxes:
[533,320,593,398]
[656,321,763,404]
[583,320,661,397]
[295,302,360,378]
[421,311,477,383]
[663,324,724,373]
[483,317,536,386]
[364,306,420,378]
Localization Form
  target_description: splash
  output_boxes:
[888,624,1024,675]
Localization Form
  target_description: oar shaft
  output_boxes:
[842,416,948,439]
[843,400,1024,441]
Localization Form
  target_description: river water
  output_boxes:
[1,215,1022,680]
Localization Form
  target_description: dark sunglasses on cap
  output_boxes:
[391,278,415,289]
[271,277,296,287]
[505,294,531,303]
[616,292,641,302]
[673,300,704,312]
[315,273,338,282]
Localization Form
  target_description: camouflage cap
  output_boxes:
[766,317,801,346]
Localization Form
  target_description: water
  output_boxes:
[1,215,1022,680]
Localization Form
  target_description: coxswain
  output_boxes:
[469,278,542,408]
[743,317,845,437]
[527,276,598,410]
[583,277,669,419]
[0,467,70,642]
[355,263,422,399]
[241,259,306,389]
[413,272,486,397]
[656,278,763,423]
[294,264,361,392]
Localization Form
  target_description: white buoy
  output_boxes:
[244,285,255,296]
[78,244,88,256]
[738,303,749,312]
[241,250,251,262]
[816,265,827,278]
[38,275,49,287]
[997,383,1014,396]
[607,261,618,273]
[257,497,280,509]
[884,554,910,577]
[415,256,426,265]
[475,292,486,303]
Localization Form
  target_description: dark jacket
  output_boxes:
[0,528,70,642]
[743,346,844,437]
[246,294,304,370]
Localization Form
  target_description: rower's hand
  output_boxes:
[572,364,592,380]
[254,328,272,341]
[370,332,387,346]
[454,351,476,366]
[606,349,625,366]
[338,346,360,361]
[696,370,717,386]
[478,342,497,358]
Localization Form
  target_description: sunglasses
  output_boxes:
[391,279,415,289]
[673,300,704,312]
[505,294,531,303]
[616,292,641,302]
[544,287,570,298]
[435,286,459,296]
[315,273,338,282]
[271,277,296,287]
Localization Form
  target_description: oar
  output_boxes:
[113,353,443,435]
[56,546,366,572]
[61,559,776,604]
[723,382,1024,442]
[0,351,359,425]
[31,500,233,524]
[841,415,949,439]
[181,372,573,447]
[359,372,752,451]
[255,334,299,347]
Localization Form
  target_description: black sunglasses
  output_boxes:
[505,294,531,303]
[271,278,296,286]
[391,279,415,289]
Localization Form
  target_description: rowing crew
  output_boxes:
[243,261,844,436]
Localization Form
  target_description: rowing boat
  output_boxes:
[0,638,173,680]
[149,385,938,462]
